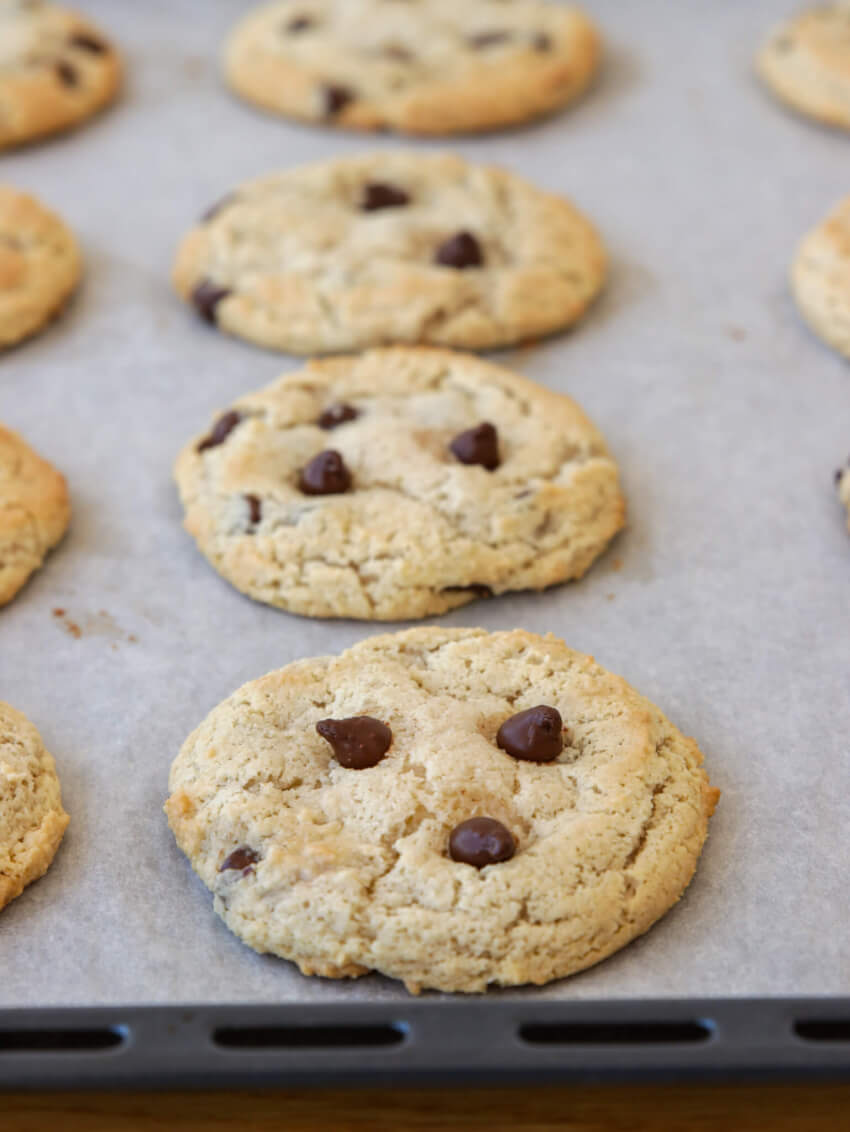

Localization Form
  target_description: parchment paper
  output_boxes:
[1,0,848,1008]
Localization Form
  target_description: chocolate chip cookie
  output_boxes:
[757,3,850,130]
[0,185,81,349]
[0,0,121,151]
[165,627,718,994]
[223,0,599,135]
[0,424,70,606]
[0,701,69,912]
[172,151,606,354]
[791,194,850,360]
[174,347,625,620]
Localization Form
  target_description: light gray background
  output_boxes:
[1,0,848,1007]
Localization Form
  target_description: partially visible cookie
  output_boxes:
[223,0,599,135]
[0,702,69,912]
[172,152,606,354]
[165,627,718,994]
[0,424,70,606]
[756,3,850,130]
[0,186,82,349]
[0,0,121,150]
[791,195,850,360]
[174,347,624,621]
[837,459,850,530]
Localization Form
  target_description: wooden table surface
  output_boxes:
[4,1083,850,1130]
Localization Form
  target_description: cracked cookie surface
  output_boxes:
[757,2,850,130]
[174,347,624,621]
[0,702,69,912]
[0,424,70,605]
[792,195,850,359]
[0,0,121,150]
[165,627,719,994]
[172,151,606,354]
[0,185,81,348]
[223,0,599,135]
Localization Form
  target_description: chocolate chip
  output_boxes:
[298,449,352,495]
[361,182,410,211]
[449,818,515,868]
[201,193,235,222]
[442,583,493,598]
[197,410,242,453]
[316,716,392,769]
[285,15,315,32]
[533,32,552,52]
[434,231,483,269]
[219,846,259,872]
[323,83,355,116]
[450,422,500,470]
[467,30,513,49]
[318,402,359,429]
[497,706,564,764]
[69,32,108,53]
[245,494,262,525]
[192,279,232,324]
[55,60,78,86]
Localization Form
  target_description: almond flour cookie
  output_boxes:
[0,424,70,606]
[172,152,606,355]
[791,195,850,360]
[0,702,69,912]
[174,348,624,621]
[223,0,599,136]
[0,0,121,151]
[165,627,719,994]
[0,186,81,349]
[757,3,850,130]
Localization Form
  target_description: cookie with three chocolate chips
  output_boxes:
[223,0,599,135]
[165,627,718,994]
[0,0,121,151]
[172,151,606,354]
[174,347,625,620]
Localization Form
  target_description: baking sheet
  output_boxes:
[1,0,849,1009]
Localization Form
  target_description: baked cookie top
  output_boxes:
[791,194,850,360]
[174,347,624,621]
[165,627,719,994]
[0,423,70,606]
[757,2,850,130]
[0,0,121,150]
[0,702,69,912]
[223,0,599,135]
[172,151,606,354]
[0,185,82,349]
